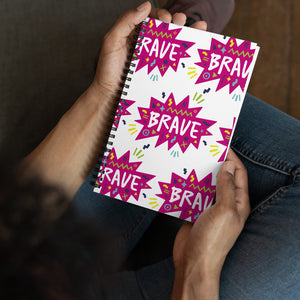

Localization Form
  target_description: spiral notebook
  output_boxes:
[93,18,260,222]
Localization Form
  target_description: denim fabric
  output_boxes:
[73,93,300,299]
[73,172,158,263]
[219,94,300,300]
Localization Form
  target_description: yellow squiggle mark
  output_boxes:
[167,107,193,117]
[147,29,173,39]
[189,183,216,194]
[108,161,133,170]
[228,48,254,58]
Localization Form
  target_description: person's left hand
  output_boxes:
[23,2,207,201]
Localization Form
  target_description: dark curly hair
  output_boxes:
[0,156,120,299]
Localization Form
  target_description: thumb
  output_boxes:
[108,1,151,40]
[216,156,250,223]
[216,161,237,207]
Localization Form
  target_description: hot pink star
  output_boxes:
[96,148,155,202]
[135,93,216,153]
[157,170,216,222]
[195,38,255,93]
[135,18,194,76]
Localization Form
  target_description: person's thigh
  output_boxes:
[72,170,158,260]
[232,93,300,210]
[219,94,300,299]
[74,94,300,299]
[220,178,300,300]
[94,258,175,300]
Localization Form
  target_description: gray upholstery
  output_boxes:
[0,0,155,158]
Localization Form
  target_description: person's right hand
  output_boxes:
[172,149,250,300]
[91,1,207,102]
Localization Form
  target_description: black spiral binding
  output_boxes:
[91,20,148,189]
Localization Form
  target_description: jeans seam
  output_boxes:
[292,166,300,183]
[135,271,147,300]
[231,138,299,217]
[231,137,293,175]
[249,183,292,218]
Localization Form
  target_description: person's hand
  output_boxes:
[91,1,207,102]
[172,149,250,300]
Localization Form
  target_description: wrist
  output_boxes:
[172,259,221,300]
[89,79,117,108]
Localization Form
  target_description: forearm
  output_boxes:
[22,84,113,199]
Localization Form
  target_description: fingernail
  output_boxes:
[225,162,235,176]
[137,1,148,11]
[226,165,235,176]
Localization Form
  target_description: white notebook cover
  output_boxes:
[93,17,260,222]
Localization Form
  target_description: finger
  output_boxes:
[108,1,151,40]
[226,148,242,165]
[190,21,207,31]
[226,149,248,191]
[150,8,172,23]
[228,149,250,219]
[172,12,187,26]
[223,149,250,220]
[216,160,237,207]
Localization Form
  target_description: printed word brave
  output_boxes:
[140,37,180,61]
[209,54,251,78]
[103,168,141,191]
[149,112,201,138]
[170,187,211,211]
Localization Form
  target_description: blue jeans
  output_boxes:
[73,93,300,299]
